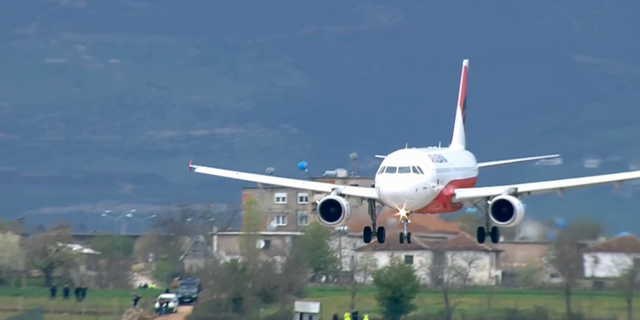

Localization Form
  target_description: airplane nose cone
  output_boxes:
[378,184,415,209]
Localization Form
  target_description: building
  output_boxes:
[331,208,463,272]
[241,175,374,232]
[583,234,640,279]
[354,232,502,286]
[211,230,302,263]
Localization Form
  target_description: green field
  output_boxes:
[308,287,637,320]
[0,288,162,320]
[0,287,637,320]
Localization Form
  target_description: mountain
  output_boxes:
[1,0,639,233]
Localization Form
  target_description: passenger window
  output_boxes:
[377,166,386,174]
[397,166,411,174]
[385,166,397,174]
[416,166,425,174]
[411,166,421,174]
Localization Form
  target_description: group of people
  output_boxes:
[49,284,88,302]
[334,310,369,320]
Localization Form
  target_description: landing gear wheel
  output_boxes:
[406,232,412,244]
[376,227,386,244]
[477,226,486,244]
[363,226,373,244]
[490,226,500,244]
[399,232,405,244]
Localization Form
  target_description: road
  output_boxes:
[156,306,193,320]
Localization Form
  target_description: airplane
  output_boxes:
[188,59,640,245]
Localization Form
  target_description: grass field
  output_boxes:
[307,287,638,320]
[0,286,637,320]
[0,287,163,320]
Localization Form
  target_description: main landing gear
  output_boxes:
[363,198,386,244]
[476,201,500,244]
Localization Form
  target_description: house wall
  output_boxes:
[583,252,640,278]
[212,233,298,262]
[356,250,501,286]
[496,242,549,268]
[446,250,500,286]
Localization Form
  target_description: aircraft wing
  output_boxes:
[453,170,640,205]
[189,161,379,199]
[477,154,560,168]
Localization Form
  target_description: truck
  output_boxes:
[176,277,202,304]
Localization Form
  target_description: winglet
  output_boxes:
[189,159,193,172]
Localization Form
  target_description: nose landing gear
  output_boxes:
[476,201,500,244]
[363,198,386,244]
[399,216,412,244]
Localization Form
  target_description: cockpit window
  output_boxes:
[397,166,411,174]
[385,166,397,174]
[416,166,425,174]
[411,166,421,174]
[377,166,386,174]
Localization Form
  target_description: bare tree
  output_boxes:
[612,260,640,320]
[349,249,378,310]
[548,220,603,319]
[151,202,239,278]
[24,228,74,287]
[424,248,483,320]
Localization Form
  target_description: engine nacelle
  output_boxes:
[316,195,351,227]
[488,195,525,227]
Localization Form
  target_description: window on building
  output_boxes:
[274,193,287,204]
[274,215,287,226]
[311,202,318,212]
[297,211,309,226]
[404,255,414,265]
[297,193,309,204]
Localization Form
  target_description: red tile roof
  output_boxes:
[346,208,462,235]
[354,232,500,252]
[583,235,640,254]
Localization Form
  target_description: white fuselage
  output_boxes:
[374,147,478,214]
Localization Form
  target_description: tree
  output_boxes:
[425,249,483,320]
[91,233,134,257]
[547,219,603,319]
[24,228,74,287]
[349,249,378,311]
[299,222,338,281]
[152,202,232,277]
[616,266,639,320]
[372,255,420,320]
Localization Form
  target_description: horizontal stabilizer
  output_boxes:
[477,154,560,169]
[375,155,387,159]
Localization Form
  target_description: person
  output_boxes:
[351,309,359,320]
[49,284,57,300]
[81,286,87,301]
[74,286,81,302]
[343,311,351,320]
[62,285,70,300]
[132,292,141,308]
[363,314,369,320]
[332,313,339,320]
[164,287,170,293]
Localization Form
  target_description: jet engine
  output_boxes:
[488,195,525,227]
[316,195,351,227]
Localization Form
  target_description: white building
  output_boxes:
[583,234,640,279]
[353,233,502,286]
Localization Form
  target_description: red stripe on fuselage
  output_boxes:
[414,176,477,214]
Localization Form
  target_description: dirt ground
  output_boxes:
[157,306,193,320]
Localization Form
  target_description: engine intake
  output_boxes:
[316,195,351,227]
[488,195,525,227]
